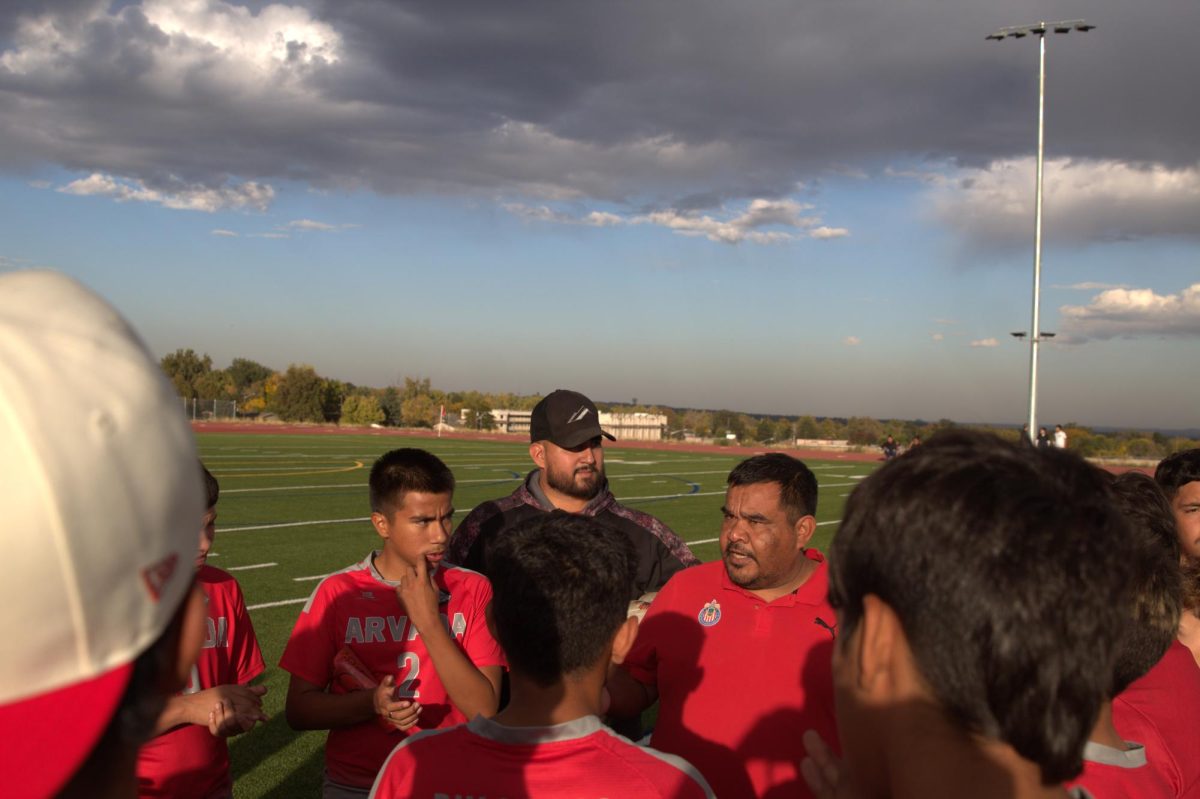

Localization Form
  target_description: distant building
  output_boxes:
[603,412,667,441]
[490,409,667,441]
[793,438,853,451]
[490,408,532,435]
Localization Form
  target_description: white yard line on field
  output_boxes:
[226,562,277,572]
[247,598,308,611]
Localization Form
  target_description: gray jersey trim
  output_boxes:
[1081,740,1148,769]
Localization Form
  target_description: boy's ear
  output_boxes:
[370,511,389,540]
[855,593,904,699]
[609,616,639,665]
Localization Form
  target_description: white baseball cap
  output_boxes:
[0,271,203,798]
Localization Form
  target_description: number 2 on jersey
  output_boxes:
[396,652,420,698]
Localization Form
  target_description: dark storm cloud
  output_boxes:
[0,0,1196,209]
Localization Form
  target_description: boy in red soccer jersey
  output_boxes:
[370,512,713,799]
[1105,473,1200,798]
[281,448,504,798]
[805,432,1142,799]
[1067,473,1182,798]
[137,464,268,798]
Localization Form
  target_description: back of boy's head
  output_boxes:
[487,512,636,686]
[369,448,455,516]
[1154,449,1200,500]
[201,463,219,509]
[829,430,1134,785]
[1108,472,1183,696]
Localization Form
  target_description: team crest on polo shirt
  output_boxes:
[698,599,722,627]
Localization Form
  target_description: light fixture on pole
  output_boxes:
[987,20,1093,442]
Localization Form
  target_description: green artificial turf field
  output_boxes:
[195,431,876,797]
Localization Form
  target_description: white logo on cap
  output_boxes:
[567,406,592,424]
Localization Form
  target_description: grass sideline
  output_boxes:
[195,431,877,797]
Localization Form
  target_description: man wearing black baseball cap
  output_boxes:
[448,389,698,600]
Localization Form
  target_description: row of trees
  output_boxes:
[160,349,1199,460]
[160,351,500,429]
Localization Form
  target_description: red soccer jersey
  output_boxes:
[136,565,265,798]
[1069,741,1175,799]
[368,714,714,799]
[1113,639,1200,797]
[621,552,839,799]
[279,554,505,789]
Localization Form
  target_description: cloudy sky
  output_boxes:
[2,0,1197,429]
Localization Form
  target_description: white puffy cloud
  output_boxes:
[970,338,999,348]
[504,197,846,245]
[211,228,238,236]
[930,332,944,341]
[1051,282,1129,291]
[843,336,861,346]
[58,172,273,211]
[927,158,1200,249]
[1058,283,1200,342]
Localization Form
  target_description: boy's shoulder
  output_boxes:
[197,564,247,604]
[197,563,237,585]
[376,716,713,798]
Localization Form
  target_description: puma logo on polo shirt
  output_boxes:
[814,617,837,638]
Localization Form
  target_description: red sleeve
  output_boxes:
[228,579,265,684]
[279,580,338,688]
[460,577,505,668]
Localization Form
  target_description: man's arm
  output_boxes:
[285,673,422,731]
[604,663,658,719]
[398,558,502,719]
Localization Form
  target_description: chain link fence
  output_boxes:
[181,398,238,420]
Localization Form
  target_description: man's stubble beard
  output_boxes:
[546,462,604,501]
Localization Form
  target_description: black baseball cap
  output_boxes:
[530,389,616,448]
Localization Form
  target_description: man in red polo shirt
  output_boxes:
[607,453,838,799]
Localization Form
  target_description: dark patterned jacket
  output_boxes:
[447,470,699,599]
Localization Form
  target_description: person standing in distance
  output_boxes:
[1055,424,1069,449]
[0,271,209,799]
[448,389,697,600]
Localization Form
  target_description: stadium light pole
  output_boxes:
[987,20,1093,442]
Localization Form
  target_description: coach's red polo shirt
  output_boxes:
[622,551,839,799]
